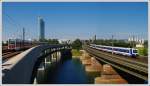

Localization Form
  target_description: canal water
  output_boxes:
[36,57,99,84]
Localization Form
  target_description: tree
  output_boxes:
[143,40,148,56]
[39,38,47,42]
[143,48,148,56]
[47,39,59,44]
[72,39,82,51]
[144,40,148,48]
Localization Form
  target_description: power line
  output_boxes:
[4,14,22,29]
[4,14,26,40]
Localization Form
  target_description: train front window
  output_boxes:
[133,50,137,53]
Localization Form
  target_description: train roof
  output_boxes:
[90,44,137,50]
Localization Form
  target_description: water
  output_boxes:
[36,58,98,84]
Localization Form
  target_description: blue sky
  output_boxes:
[2,2,148,41]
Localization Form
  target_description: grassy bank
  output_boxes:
[136,47,148,56]
[72,49,82,56]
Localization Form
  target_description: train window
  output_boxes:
[133,50,137,53]
[122,49,124,52]
[119,49,123,52]
[124,49,129,53]
[114,48,116,51]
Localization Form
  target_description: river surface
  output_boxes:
[36,58,99,84]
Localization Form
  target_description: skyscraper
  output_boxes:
[38,16,45,41]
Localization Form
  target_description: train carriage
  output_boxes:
[89,44,138,57]
[8,39,22,50]
[7,39,32,51]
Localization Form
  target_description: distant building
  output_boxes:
[128,36,144,48]
[94,35,96,41]
[38,17,45,41]
[92,35,96,43]
[136,44,144,48]
[59,39,73,44]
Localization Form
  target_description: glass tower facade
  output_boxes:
[39,17,45,41]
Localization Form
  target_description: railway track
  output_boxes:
[2,46,33,61]
[2,51,22,61]
[83,45,148,81]
[2,52,12,56]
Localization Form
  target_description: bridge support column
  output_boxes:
[57,52,61,61]
[44,55,52,67]
[85,57,102,73]
[55,52,57,62]
[94,64,127,84]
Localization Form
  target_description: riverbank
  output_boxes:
[71,49,82,56]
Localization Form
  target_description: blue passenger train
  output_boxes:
[89,44,138,57]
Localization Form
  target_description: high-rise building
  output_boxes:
[94,35,96,41]
[92,35,96,42]
[38,16,45,41]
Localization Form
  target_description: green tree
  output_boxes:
[47,39,59,44]
[72,39,82,51]
[144,40,148,48]
[39,38,47,42]
[93,39,130,48]
[143,48,148,56]
[143,40,148,56]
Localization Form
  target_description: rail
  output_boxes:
[83,45,148,81]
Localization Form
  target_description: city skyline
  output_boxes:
[2,2,148,42]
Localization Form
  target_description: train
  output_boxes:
[7,39,32,51]
[89,44,138,57]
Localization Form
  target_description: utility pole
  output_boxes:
[23,28,25,48]
[112,35,114,55]
[94,35,96,41]
[129,35,131,48]
[132,35,135,48]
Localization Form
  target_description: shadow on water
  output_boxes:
[36,57,99,84]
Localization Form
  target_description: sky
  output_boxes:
[2,2,148,41]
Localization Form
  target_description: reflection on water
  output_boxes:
[36,57,100,84]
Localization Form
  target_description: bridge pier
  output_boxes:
[80,51,102,73]
[94,64,127,84]
[85,57,102,73]
[44,55,52,68]
[80,50,128,84]
[35,49,71,84]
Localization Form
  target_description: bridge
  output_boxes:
[83,45,148,81]
[2,44,148,84]
[2,44,72,84]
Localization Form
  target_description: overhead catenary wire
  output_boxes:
[4,14,22,29]
[4,14,25,41]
